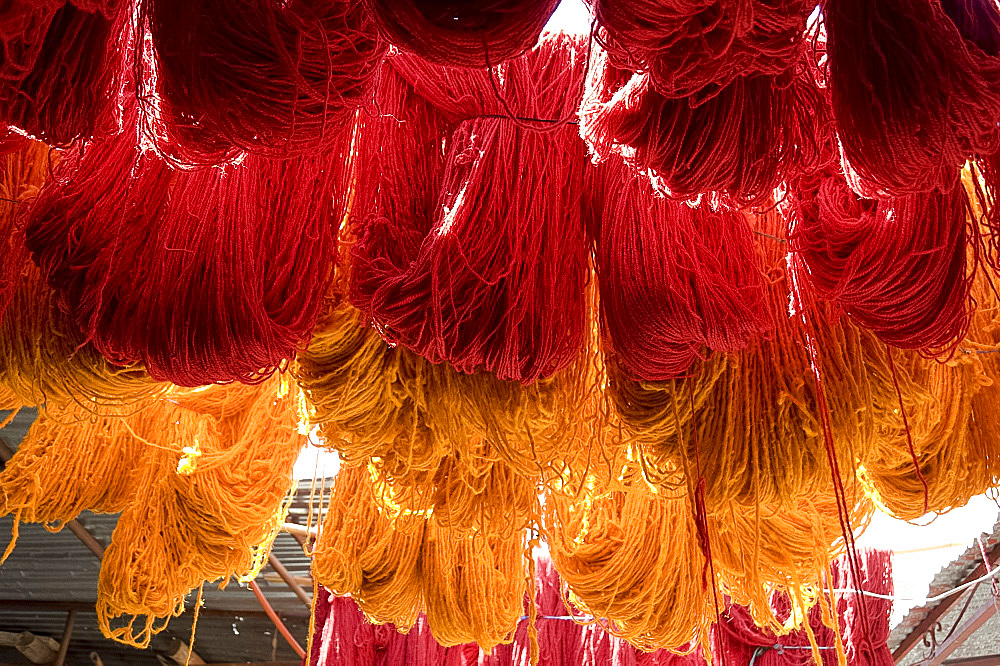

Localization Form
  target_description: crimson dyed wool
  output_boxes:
[580,48,826,205]
[350,34,590,384]
[364,0,561,68]
[588,157,769,381]
[824,0,1000,196]
[587,0,811,100]
[306,557,703,666]
[23,114,347,386]
[0,1,126,144]
[788,169,972,355]
[714,550,893,665]
[138,0,385,166]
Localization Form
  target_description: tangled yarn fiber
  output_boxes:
[24,109,349,386]
[138,0,385,166]
[351,34,590,384]
[364,0,561,68]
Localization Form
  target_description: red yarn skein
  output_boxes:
[589,158,770,381]
[788,170,972,355]
[139,0,385,166]
[588,0,812,100]
[825,0,1000,196]
[364,0,561,69]
[350,35,590,384]
[581,48,826,205]
[0,1,127,144]
[23,113,349,386]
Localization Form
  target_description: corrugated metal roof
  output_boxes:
[0,408,319,665]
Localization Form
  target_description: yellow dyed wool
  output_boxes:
[0,263,164,418]
[312,465,426,630]
[543,472,715,652]
[296,299,595,534]
[609,209,890,513]
[711,485,874,634]
[422,522,527,651]
[0,413,146,563]
[97,377,304,648]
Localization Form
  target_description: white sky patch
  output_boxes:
[857,495,1000,626]
[545,0,592,35]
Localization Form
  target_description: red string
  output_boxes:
[824,0,1000,196]
[580,49,826,206]
[884,344,930,516]
[23,108,348,386]
[364,0,561,69]
[589,157,770,381]
[138,0,385,166]
[350,36,590,384]
[588,0,812,101]
[789,169,973,355]
[0,1,127,145]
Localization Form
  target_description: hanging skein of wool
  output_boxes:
[312,465,426,630]
[580,46,827,205]
[857,348,989,520]
[138,0,384,166]
[709,488,874,635]
[788,170,973,355]
[587,0,811,99]
[0,1,126,144]
[297,298,593,513]
[608,209,890,511]
[374,445,541,539]
[364,0,561,68]
[0,133,50,327]
[713,549,892,666]
[421,523,527,651]
[351,34,590,384]
[588,156,770,380]
[0,412,145,563]
[24,110,348,386]
[97,378,304,647]
[0,262,164,417]
[824,0,1000,196]
[544,479,715,652]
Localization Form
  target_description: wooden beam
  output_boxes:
[925,599,997,665]
[893,541,1000,662]
[53,610,75,666]
[267,553,311,608]
[943,655,1000,665]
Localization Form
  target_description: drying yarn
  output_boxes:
[296,299,592,534]
[580,47,825,205]
[788,170,973,355]
[312,465,426,630]
[608,210,887,511]
[544,479,715,652]
[97,378,304,647]
[588,156,770,380]
[138,0,384,166]
[0,412,145,563]
[365,0,561,68]
[351,34,590,383]
[0,134,50,327]
[24,110,348,386]
[824,0,1000,195]
[422,522,527,651]
[588,0,811,99]
[0,1,126,144]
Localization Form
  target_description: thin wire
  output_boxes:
[828,560,1000,603]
